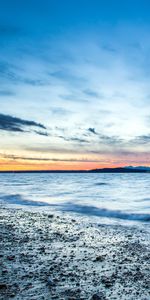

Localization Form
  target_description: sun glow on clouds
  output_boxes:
[0,1,150,170]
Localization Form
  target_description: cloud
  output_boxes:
[24,145,86,154]
[0,61,22,86]
[1,153,104,163]
[0,89,15,97]
[50,107,71,116]
[0,60,49,88]
[61,93,89,103]
[0,113,46,134]
[51,69,86,87]
[84,89,100,98]
[98,134,123,145]
[131,135,150,145]
[69,137,89,143]
[33,130,49,137]
[87,128,123,145]
[58,135,89,144]
[88,127,97,135]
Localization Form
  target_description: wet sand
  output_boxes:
[0,207,150,300]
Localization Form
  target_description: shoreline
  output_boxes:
[0,206,150,300]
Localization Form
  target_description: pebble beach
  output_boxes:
[0,206,150,300]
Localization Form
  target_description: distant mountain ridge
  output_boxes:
[124,166,150,171]
[90,166,150,173]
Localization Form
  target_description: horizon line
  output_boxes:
[0,166,150,173]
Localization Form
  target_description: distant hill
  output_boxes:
[124,166,150,171]
[90,166,150,173]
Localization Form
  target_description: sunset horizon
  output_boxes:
[0,161,150,172]
[1,1,150,171]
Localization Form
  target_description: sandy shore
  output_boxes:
[0,206,150,300]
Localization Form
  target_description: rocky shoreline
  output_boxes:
[0,207,150,300]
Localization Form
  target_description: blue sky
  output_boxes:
[0,0,150,169]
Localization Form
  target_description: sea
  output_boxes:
[0,172,150,226]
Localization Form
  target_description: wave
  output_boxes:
[60,203,150,222]
[1,194,150,222]
[0,194,51,207]
[94,182,108,186]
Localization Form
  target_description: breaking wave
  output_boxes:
[0,194,51,207]
[60,203,150,222]
[1,194,150,222]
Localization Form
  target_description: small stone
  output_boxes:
[10,292,16,297]
[101,276,113,288]
[0,283,7,290]
[94,255,105,262]
[48,214,54,218]
[2,269,8,274]
[91,292,106,300]
[47,277,55,286]
[39,246,45,253]
[7,255,15,261]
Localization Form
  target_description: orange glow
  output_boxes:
[0,159,113,171]
[0,158,149,171]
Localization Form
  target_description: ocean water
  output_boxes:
[0,172,150,225]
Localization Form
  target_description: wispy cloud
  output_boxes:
[33,130,49,137]
[131,135,150,145]
[83,89,100,98]
[88,128,97,135]
[0,89,15,96]
[58,135,89,144]
[1,153,105,163]
[0,113,46,134]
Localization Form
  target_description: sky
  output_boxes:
[0,0,150,170]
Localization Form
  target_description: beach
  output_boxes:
[0,206,150,300]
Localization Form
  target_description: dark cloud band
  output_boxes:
[0,113,46,134]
